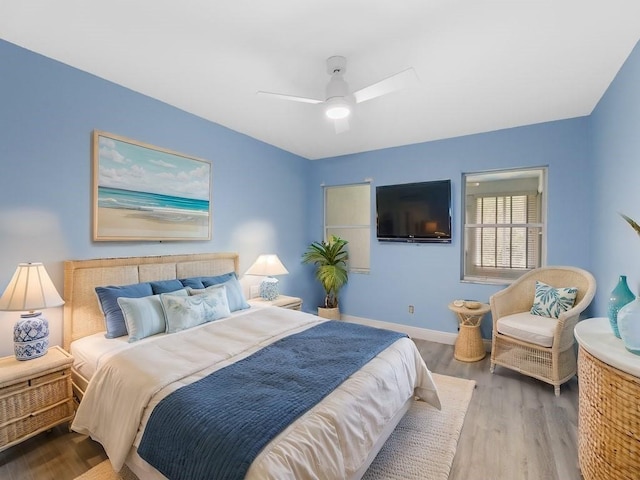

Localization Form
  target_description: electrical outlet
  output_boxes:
[250,285,260,298]
[408,305,414,314]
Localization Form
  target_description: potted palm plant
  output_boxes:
[301,235,349,320]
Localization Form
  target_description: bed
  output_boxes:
[64,252,440,480]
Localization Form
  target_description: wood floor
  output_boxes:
[414,340,581,480]
[0,339,581,480]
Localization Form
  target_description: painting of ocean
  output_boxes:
[93,131,212,241]
[98,187,209,220]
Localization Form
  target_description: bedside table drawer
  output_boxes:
[31,369,69,387]
[248,295,303,310]
[0,368,71,421]
[0,399,74,447]
[283,301,302,310]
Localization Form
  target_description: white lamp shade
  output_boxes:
[0,263,64,312]
[245,254,289,277]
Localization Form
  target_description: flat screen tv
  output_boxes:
[376,179,452,243]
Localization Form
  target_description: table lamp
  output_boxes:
[0,263,64,360]
[245,254,289,301]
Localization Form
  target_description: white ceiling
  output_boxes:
[2,1,639,160]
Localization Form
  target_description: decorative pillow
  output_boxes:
[95,282,153,338]
[200,275,249,312]
[530,281,578,319]
[179,277,206,289]
[149,279,185,294]
[160,285,231,334]
[179,272,236,290]
[118,289,187,342]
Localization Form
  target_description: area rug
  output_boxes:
[75,373,475,480]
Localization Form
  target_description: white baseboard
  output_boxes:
[341,314,492,352]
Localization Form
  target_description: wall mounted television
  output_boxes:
[376,179,452,243]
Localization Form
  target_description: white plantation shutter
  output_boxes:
[464,169,545,283]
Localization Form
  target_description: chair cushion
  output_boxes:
[530,281,577,319]
[496,312,558,347]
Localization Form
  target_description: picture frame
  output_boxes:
[92,130,212,241]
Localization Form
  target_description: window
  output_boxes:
[462,167,546,283]
[324,183,371,273]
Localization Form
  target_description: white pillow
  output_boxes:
[118,289,188,342]
[160,285,231,334]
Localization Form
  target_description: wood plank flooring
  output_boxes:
[0,339,581,480]
[414,340,581,480]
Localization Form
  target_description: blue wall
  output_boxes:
[1,36,638,356]
[306,118,593,338]
[590,40,640,314]
[0,40,313,355]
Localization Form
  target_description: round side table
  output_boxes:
[448,302,490,362]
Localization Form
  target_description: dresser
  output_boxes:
[0,345,75,451]
[574,318,640,479]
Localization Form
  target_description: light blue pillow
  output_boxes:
[95,282,153,338]
[161,285,231,334]
[118,289,187,342]
[530,281,578,319]
[195,276,249,312]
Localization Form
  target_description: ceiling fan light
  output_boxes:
[325,97,351,119]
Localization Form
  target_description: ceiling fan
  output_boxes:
[257,56,418,133]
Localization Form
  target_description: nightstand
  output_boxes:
[248,295,303,310]
[0,345,74,452]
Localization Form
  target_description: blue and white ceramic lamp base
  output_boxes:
[14,312,50,361]
[260,277,280,301]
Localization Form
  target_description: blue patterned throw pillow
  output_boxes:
[161,285,231,333]
[530,281,578,319]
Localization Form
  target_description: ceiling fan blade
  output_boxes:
[353,67,418,104]
[334,117,350,134]
[256,91,323,104]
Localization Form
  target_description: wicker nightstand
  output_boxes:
[0,345,74,452]
[248,295,303,310]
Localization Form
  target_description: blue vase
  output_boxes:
[617,297,640,355]
[607,275,635,338]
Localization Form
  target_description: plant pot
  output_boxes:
[318,307,341,320]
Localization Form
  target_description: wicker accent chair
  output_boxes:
[490,266,596,396]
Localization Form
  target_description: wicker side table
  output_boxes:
[448,302,490,362]
[0,345,74,452]
[574,318,640,480]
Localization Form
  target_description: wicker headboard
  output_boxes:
[63,252,239,351]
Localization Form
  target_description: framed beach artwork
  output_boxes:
[92,130,212,241]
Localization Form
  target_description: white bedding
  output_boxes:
[69,307,256,381]
[71,307,440,479]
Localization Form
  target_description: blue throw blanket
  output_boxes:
[137,320,407,480]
